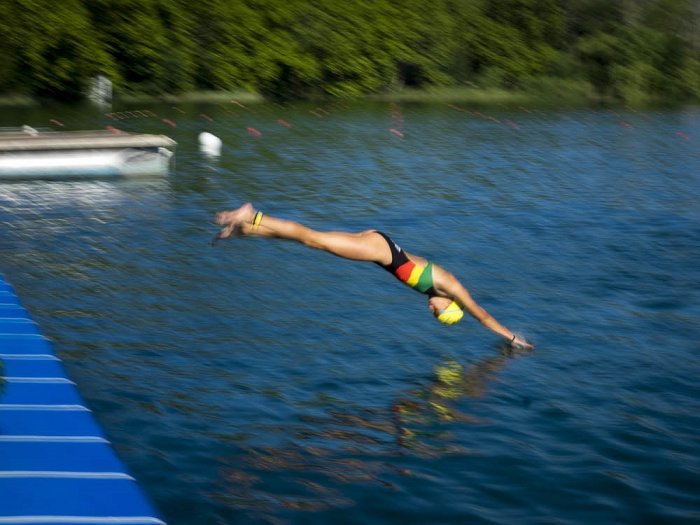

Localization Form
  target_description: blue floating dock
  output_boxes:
[0,274,165,524]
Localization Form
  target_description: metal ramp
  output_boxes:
[0,274,165,524]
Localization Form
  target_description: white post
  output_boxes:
[87,75,112,106]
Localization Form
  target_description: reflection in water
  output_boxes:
[394,344,534,454]
[215,345,532,520]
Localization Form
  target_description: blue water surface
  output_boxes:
[1,102,699,524]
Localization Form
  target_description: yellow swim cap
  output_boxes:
[436,301,464,325]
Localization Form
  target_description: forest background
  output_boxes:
[0,0,698,105]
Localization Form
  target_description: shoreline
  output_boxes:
[0,86,696,110]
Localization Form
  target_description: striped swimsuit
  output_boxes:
[375,232,435,295]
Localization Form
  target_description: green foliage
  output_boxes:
[574,12,700,103]
[576,31,626,95]
[484,0,565,47]
[521,76,594,104]
[610,61,656,104]
[4,0,116,99]
[89,0,191,94]
[562,0,625,38]
[0,0,697,103]
[471,17,552,87]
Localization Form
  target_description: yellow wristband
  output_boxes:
[252,211,264,227]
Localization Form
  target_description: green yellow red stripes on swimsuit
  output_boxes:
[395,260,434,293]
[374,231,435,295]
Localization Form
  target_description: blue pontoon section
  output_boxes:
[0,275,165,525]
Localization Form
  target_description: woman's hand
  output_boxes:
[511,335,534,350]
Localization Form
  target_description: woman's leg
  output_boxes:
[215,204,391,264]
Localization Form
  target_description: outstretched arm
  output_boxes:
[431,264,532,348]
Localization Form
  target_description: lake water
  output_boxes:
[1,101,699,524]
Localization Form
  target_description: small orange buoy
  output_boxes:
[276,119,291,128]
[246,126,261,138]
[161,118,177,127]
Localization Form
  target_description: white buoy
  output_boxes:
[198,132,222,157]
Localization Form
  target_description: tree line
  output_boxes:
[0,0,698,103]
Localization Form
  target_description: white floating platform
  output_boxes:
[0,129,176,180]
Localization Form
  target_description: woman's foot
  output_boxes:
[213,202,256,243]
[215,202,256,227]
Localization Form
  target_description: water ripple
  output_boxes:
[1,103,699,524]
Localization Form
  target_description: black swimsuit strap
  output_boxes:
[374,231,410,273]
